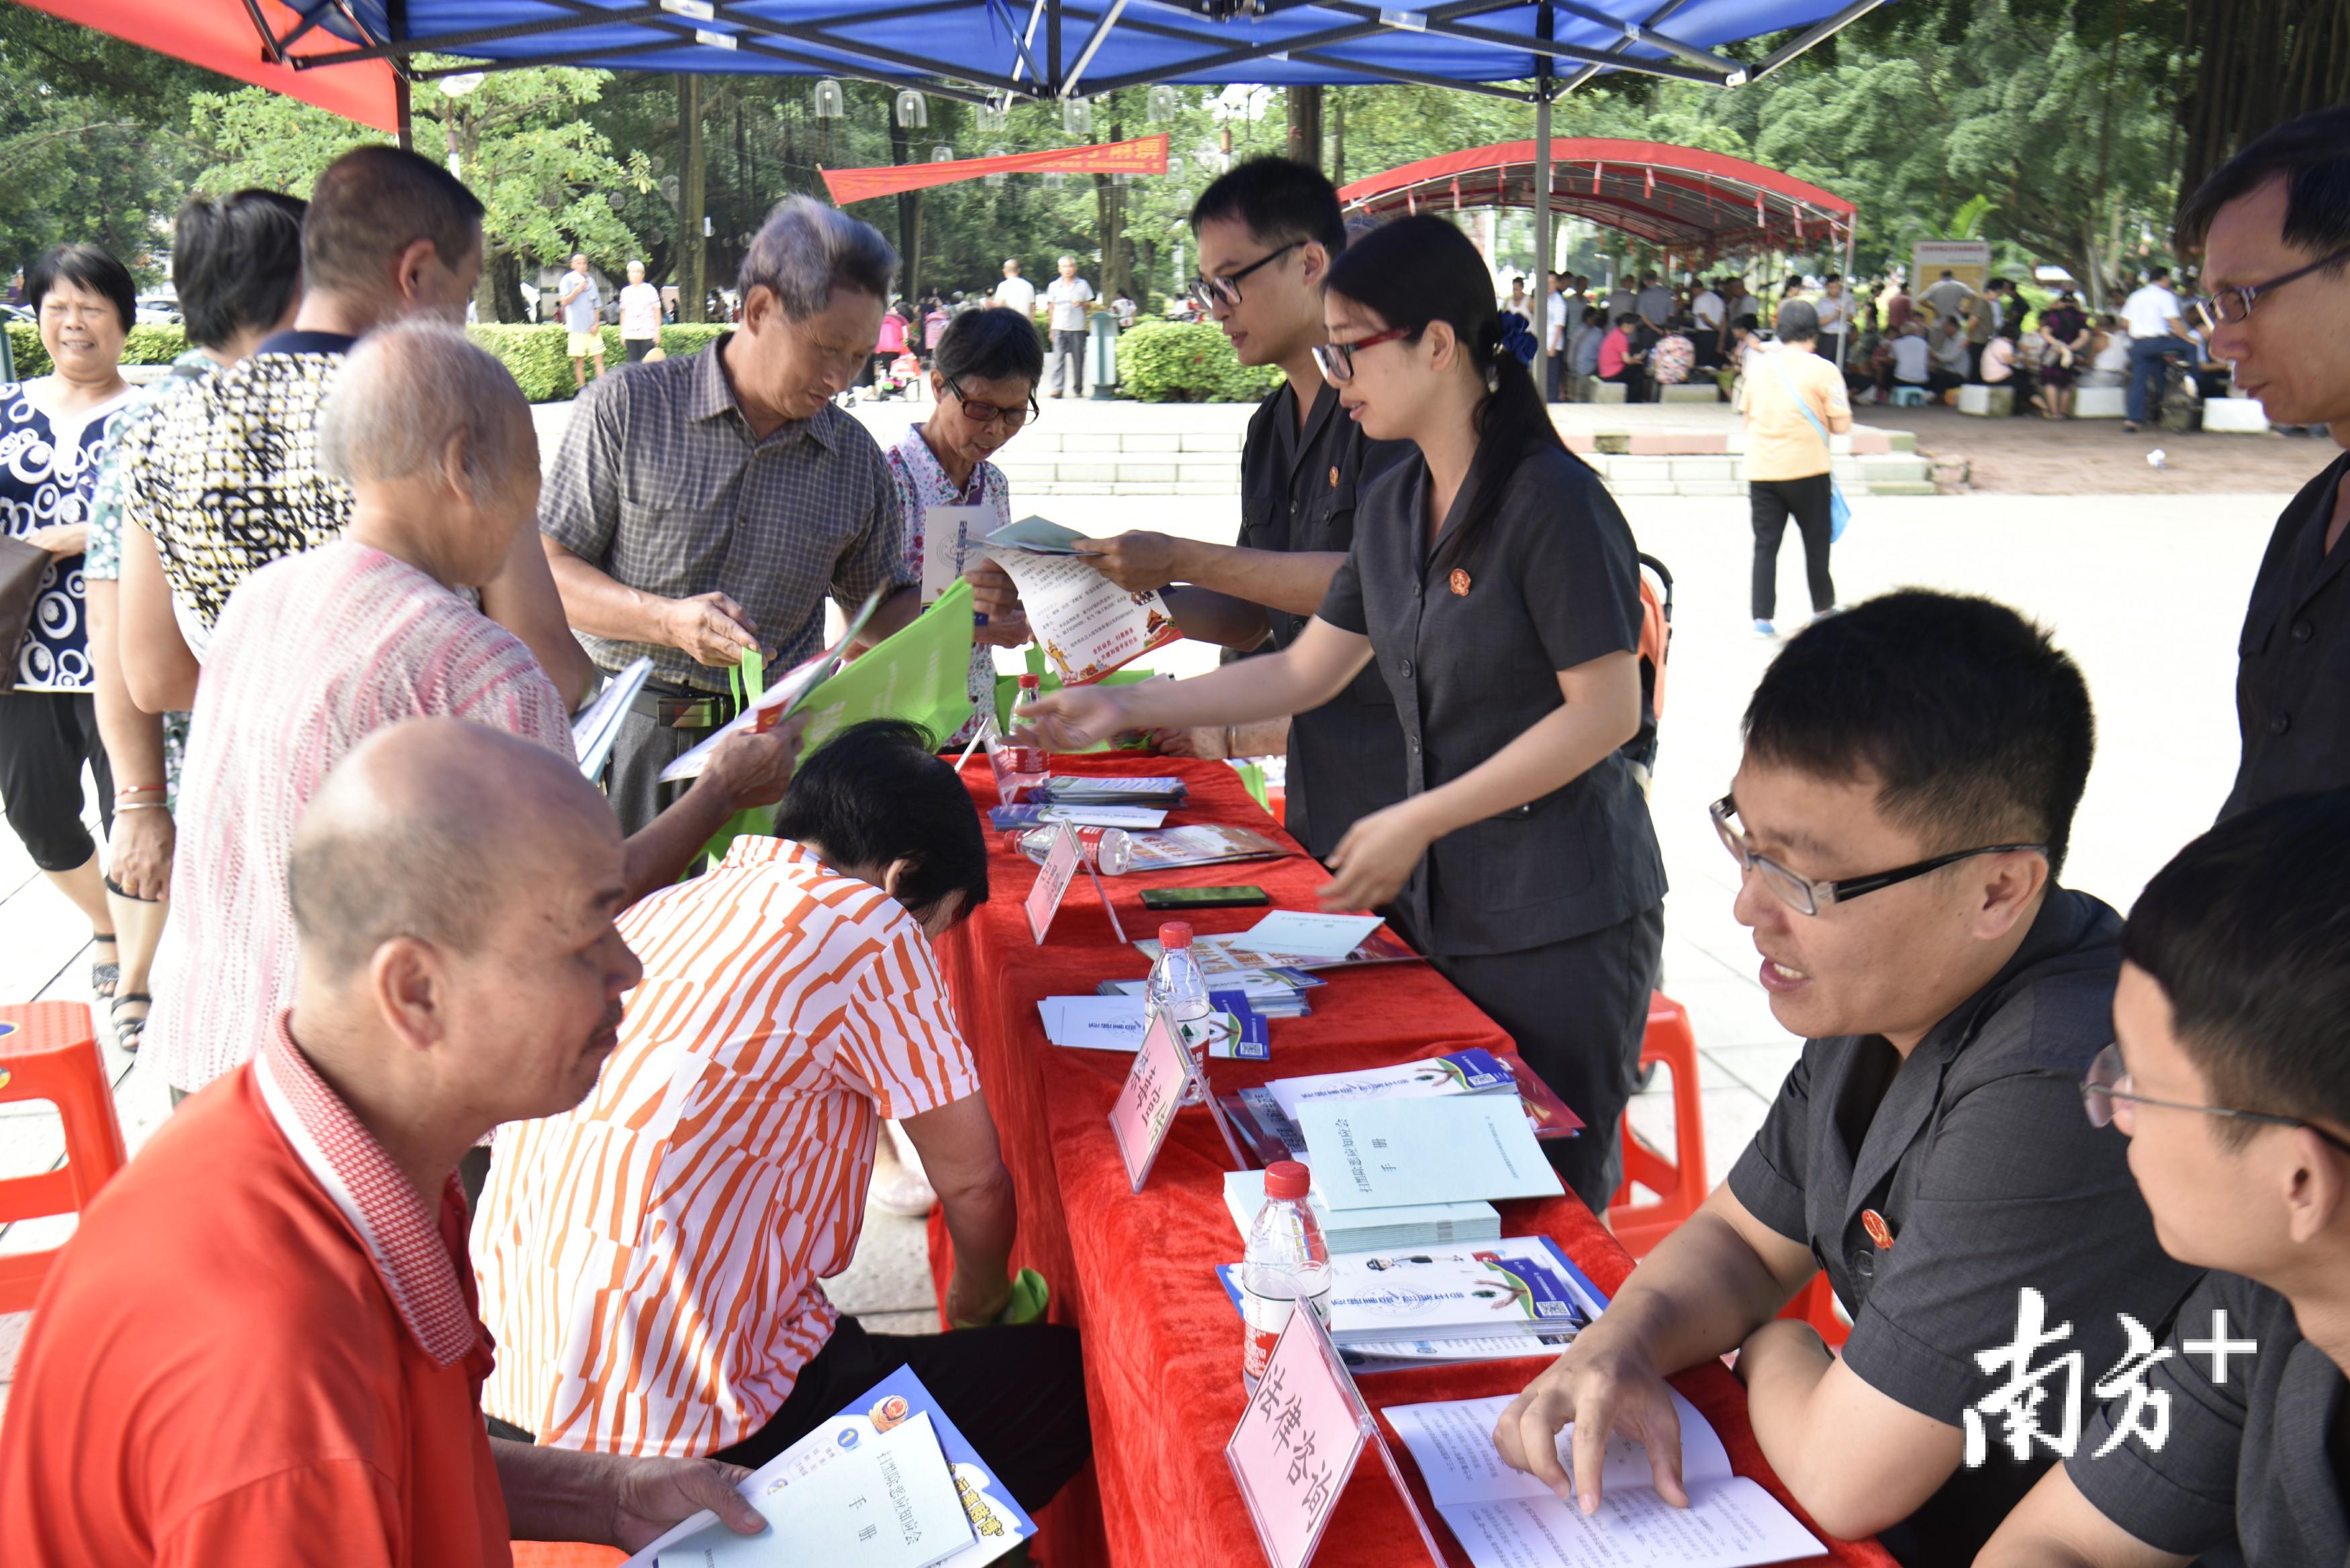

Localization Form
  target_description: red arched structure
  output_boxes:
[1338,136,1857,261]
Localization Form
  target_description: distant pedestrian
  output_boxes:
[1814,274,1850,367]
[559,254,604,389]
[1044,255,1094,397]
[992,258,1036,320]
[1111,291,1137,328]
[1738,299,1848,638]
[1918,268,1970,328]
[2120,264,2192,432]
[618,259,662,363]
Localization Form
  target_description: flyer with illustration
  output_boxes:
[983,518,1180,685]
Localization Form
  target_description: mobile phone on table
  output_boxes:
[1139,885,1271,911]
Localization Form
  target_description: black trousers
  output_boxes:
[623,338,657,362]
[1602,364,1647,401]
[1750,474,1836,622]
[1430,903,1665,1212]
[0,689,113,872]
[716,1316,1089,1512]
[604,699,716,838]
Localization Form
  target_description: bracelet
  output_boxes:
[113,801,171,813]
[1224,726,1239,758]
[115,785,167,800]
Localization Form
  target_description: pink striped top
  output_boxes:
[151,541,575,1094]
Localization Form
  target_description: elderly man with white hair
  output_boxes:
[1043,253,1094,397]
[154,322,799,1106]
[540,195,924,835]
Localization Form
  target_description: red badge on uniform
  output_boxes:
[1861,1209,1895,1250]
[1328,465,1340,488]
[1449,569,1472,597]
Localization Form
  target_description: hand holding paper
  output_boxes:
[1017,684,1134,751]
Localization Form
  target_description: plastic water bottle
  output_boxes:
[1006,824,1133,875]
[1144,920,1214,1062]
[988,675,1051,804]
[1241,1160,1332,1391]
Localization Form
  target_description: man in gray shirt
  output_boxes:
[1634,271,1674,336]
[1980,791,2350,1568]
[1492,593,2198,1568]
[539,199,923,834]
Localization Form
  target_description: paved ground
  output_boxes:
[1,397,2310,1414]
[1849,399,2334,495]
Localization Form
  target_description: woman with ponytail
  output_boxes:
[1023,215,1665,1208]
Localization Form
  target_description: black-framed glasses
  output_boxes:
[2081,1043,2350,1155]
[1311,326,1413,384]
[2195,245,2350,330]
[944,377,1041,428]
[1187,240,1303,311]
[1709,794,2047,918]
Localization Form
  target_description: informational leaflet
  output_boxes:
[571,656,652,780]
[984,522,1180,686]
[1125,824,1290,870]
[1384,1393,1825,1568]
[921,505,992,603]
[1267,1049,1515,1126]
[1211,1263,1571,1373]
[1236,912,1387,962]
[1298,1094,1564,1212]
[622,1369,1031,1568]
[659,585,887,782]
[1323,1236,1603,1345]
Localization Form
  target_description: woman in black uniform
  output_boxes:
[1023,216,1666,1208]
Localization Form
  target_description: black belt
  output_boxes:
[622,676,741,731]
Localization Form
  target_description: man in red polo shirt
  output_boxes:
[0,720,765,1565]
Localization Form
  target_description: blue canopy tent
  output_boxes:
[22,0,1895,373]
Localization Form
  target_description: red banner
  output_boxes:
[822,134,1169,205]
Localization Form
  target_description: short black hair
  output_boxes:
[1190,156,1347,256]
[934,305,1043,388]
[174,189,307,350]
[2147,263,2172,282]
[2177,101,2350,266]
[771,720,988,925]
[1743,590,2094,876]
[2124,790,2350,1146]
[27,242,134,332]
[303,145,484,297]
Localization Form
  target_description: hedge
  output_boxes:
[3,320,734,401]
[1115,320,1282,403]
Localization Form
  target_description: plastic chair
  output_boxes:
[1779,1271,1851,1349]
[510,1547,624,1567]
[0,1002,128,1313]
[1607,993,1707,1257]
[1891,385,1930,407]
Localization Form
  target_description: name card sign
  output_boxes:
[1108,1012,1200,1192]
[1025,820,1084,944]
[1225,1306,1444,1568]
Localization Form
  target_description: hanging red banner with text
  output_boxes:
[821,134,1170,205]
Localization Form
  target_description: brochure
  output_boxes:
[920,504,992,602]
[1041,775,1189,803]
[1221,1169,1499,1253]
[1266,1049,1515,1126]
[984,514,1094,554]
[571,655,653,780]
[658,584,888,783]
[990,803,1170,830]
[1385,1392,1824,1568]
[983,526,1182,687]
[1299,1094,1565,1212]
[1125,824,1291,871]
[1236,912,1388,961]
[1210,1261,1570,1371]
[621,1366,1033,1568]
[1322,1236,1605,1345]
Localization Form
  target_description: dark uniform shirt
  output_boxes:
[1726,889,2204,1568]
[1237,379,1411,859]
[1317,442,1666,957]
[2069,1269,2343,1564]
[2223,450,2350,822]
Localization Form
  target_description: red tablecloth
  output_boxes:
[927,755,1892,1568]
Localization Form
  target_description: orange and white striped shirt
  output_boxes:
[472,837,979,1457]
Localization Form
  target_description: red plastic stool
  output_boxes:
[1607,992,1708,1258]
[510,1547,624,1567]
[0,1001,128,1313]
[1779,1271,1851,1349]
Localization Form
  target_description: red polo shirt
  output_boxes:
[0,1015,509,1567]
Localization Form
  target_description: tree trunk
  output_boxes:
[2179,0,2350,200]
[479,251,526,324]
[677,73,708,322]
[1286,85,1323,173]
[1331,93,1346,188]
[889,111,919,301]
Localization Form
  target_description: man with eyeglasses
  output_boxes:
[539,197,925,835]
[2179,106,2350,823]
[1493,591,2197,1568]
[1978,790,2350,1567]
[986,156,1411,863]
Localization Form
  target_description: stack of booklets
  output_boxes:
[1385,1390,1824,1567]
[1217,1049,1584,1166]
[1222,1168,1499,1254]
[988,802,1167,831]
[623,1367,1031,1567]
[1041,775,1188,807]
[1211,1236,1599,1372]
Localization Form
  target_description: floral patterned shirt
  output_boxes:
[884,424,1007,745]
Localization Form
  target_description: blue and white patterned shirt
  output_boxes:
[1,378,133,691]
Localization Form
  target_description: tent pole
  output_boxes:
[1840,219,1854,369]
[1532,3,1554,403]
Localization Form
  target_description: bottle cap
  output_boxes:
[1264,1161,1310,1201]
[1017,673,1041,689]
[1159,920,1193,949]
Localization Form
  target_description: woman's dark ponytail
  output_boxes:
[1324,215,1585,570]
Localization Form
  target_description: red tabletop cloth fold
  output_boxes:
[925,754,1891,1568]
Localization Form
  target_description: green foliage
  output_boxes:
[5,322,188,378]
[185,87,382,197]
[463,323,733,402]
[1115,321,1280,403]
[1942,195,1997,242]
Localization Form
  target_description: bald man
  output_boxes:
[149,320,800,1102]
[0,720,767,1566]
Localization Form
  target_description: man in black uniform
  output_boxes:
[2186,105,2350,821]
[1063,158,1411,861]
[1980,791,2350,1568]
